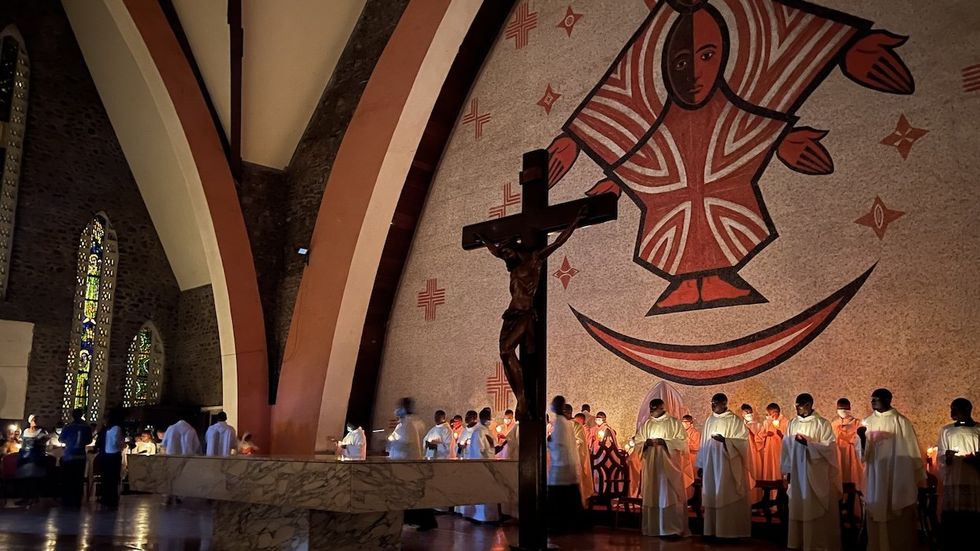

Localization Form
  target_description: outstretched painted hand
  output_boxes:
[842,30,914,95]
[547,135,580,188]
[586,178,621,198]
[777,127,834,175]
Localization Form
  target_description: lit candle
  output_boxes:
[598,430,606,440]
[496,426,503,433]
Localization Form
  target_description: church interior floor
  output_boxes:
[0,494,929,550]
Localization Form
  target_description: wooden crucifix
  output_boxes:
[462,149,617,550]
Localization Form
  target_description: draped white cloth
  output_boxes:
[464,423,499,522]
[548,415,580,486]
[162,420,201,455]
[423,423,453,460]
[633,414,690,536]
[388,414,426,460]
[857,408,925,551]
[204,421,237,457]
[340,427,366,460]
[696,410,752,538]
[937,422,980,512]
[781,413,841,550]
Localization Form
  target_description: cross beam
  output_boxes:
[461,149,617,550]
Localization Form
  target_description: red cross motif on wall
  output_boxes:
[485,360,513,413]
[963,63,980,93]
[461,98,491,139]
[488,182,521,218]
[505,1,538,50]
[416,278,446,321]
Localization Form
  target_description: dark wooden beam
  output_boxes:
[227,0,242,181]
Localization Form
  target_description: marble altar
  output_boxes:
[127,455,518,550]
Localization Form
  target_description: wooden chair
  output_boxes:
[586,440,632,526]
[917,473,940,550]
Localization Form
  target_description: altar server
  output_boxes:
[634,399,689,537]
[424,410,453,460]
[569,407,594,506]
[590,411,618,452]
[204,411,236,457]
[162,418,201,455]
[857,388,925,551]
[388,397,426,460]
[464,407,500,522]
[339,421,366,460]
[781,394,841,550]
[740,403,764,503]
[548,395,582,533]
[682,415,700,465]
[761,403,786,481]
[831,398,863,488]
[937,397,980,549]
[697,393,752,538]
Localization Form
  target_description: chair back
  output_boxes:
[591,440,629,500]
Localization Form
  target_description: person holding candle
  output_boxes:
[831,397,863,521]
[781,393,841,550]
[590,411,618,453]
[339,420,367,460]
[857,388,925,551]
[570,409,595,507]
[740,403,765,504]
[633,399,690,537]
[761,403,785,481]
[449,415,464,459]
[937,397,980,549]
[697,393,752,538]
[423,410,452,460]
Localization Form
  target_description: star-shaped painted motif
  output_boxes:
[855,196,905,239]
[556,6,584,37]
[553,256,579,289]
[537,84,562,115]
[880,114,928,160]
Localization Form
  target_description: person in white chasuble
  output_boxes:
[338,420,366,460]
[781,393,841,551]
[698,393,752,539]
[423,410,452,460]
[937,397,980,550]
[204,411,236,457]
[548,395,583,534]
[857,388,925,551]
[463,407,500,523]
[162,417,201,456]
[633,399,690,537]
[570,409,594,507]
[387,397,425,460]
[831,397,863,520]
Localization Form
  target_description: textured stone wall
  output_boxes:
[167,285,221,407]
[0,1,180,426]
[233,0,409,399]
[375,0,980,448]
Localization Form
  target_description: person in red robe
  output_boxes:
[547,0,914,314]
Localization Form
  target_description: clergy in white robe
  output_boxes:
[162,419,201,455]
[204,412,237,457]
[387,403,426,460]
[424,410,453,460]
[697,393,752,538]
[339,423,366,460]
[464,408,500,522]
[937,398,980,549]
[781,394,841,551]
[633,399,690,537]
[548,396,583,533]
[857,388,925,551]
[571,410,595,507]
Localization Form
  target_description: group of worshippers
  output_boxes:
[627,388,979,551]
[1,408,258,509]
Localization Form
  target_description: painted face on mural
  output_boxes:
[665,9,725,108]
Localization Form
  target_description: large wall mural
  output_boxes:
[552,0,913,384]
[375,0,980,447]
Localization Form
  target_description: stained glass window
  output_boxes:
[63,214,117,422]
[124,323,163,407]
[0,25,29,299]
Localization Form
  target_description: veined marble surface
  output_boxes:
[128,455,517,513]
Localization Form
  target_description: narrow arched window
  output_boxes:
[124,322,164,407]
[0,25,29,299]
[63,213,118,422]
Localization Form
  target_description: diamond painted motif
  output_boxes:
[855,196,905,239]
[880,114,928,160]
